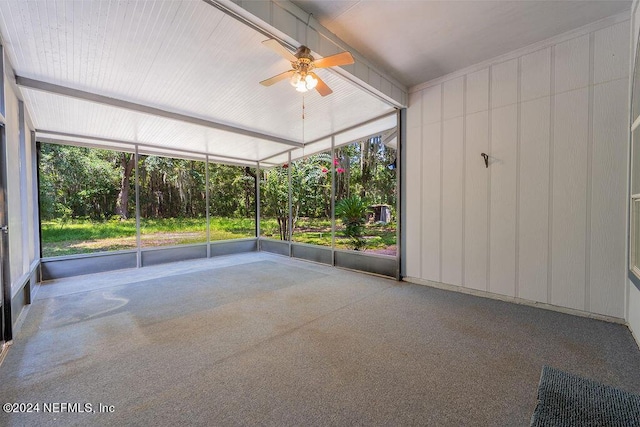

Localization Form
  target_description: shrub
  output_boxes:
[335,195,370,250]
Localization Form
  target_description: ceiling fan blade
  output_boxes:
[312,51,355,68]
[311,73,332,97]
[262,39,298,62]
[260,70,295,86]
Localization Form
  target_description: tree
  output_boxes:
[39,144,121,220]
[261,165,289,240]
[115,153,135,219]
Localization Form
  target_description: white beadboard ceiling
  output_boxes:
[0,0,395,164]
[292,0,631,87]
[1,1,628,162]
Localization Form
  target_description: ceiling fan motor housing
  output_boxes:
[293,46,314,73]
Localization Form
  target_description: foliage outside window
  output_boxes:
[138,155,207,247]
[39,144,137,257]
[291,151,332,246]
[39,144,259,257]
[208,163,256,241]
[38,132,397,257]
[259,134,397,256]
[260,164,290,240]
[335,136,397,255]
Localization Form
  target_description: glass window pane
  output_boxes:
[139,155,206,247]
[291,151,333,246]
[335,135,397,255]
[39,144,137,256]
[260,164,290,241]
[208,163,256,240]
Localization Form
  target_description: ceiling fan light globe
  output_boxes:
[290,73,302,87]
[305,74,318,90]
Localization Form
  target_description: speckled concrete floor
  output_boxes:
[1,252,639,426]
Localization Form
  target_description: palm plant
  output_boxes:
[335,195,370,250]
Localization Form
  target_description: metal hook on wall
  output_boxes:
[481,153,489,168]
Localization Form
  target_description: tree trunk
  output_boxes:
[360,138,373,199]
[115,153,135,219]
[244,167,256,216]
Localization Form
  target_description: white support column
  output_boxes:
[206,155,211,258]
[256,162,261,240]
[135,146,141,268]
[288,152,293,255]
[331,136,336,266]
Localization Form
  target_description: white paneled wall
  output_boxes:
[406,19,629,318]
[5,78,23,289]
[518,96,550,303]
[5,69,38,296]
[464,109,489,291]
[627,1,640,341]
[442,78,464,286]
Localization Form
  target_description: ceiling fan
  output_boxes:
[259,39,355,96]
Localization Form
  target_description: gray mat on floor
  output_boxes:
[531,366,640,426]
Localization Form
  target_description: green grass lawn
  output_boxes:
[41,217,255,257]
[41,217,396,257]
[264,217,396,252]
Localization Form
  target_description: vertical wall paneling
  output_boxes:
[593,21,630,85]
[491,59,518,108]
[548,46,556,304]
[489,104,518,297]
[521,48,551,102]
[519,48,552,303]
[591,79,628,318]
[25,130,35,265]
[585,34,595,312]
[442,117,463,286]
[5,80,23,289]
[462,77,467,287]
[405,91,422,278]
[442,77,464,285]
[464,111,489,291]
[515,58,522,297]
[423,84,442,123]
[407,91,423,125]
[18,102,29,273]
[551,88,589,310]
[487,67,492,292]
[518,96,551,303]
[422,119,442,281]
[596,19,629,318]
[443,77,464,120]
[465,69,490,291]
[405,125,422,277]
[421,84,443,281]
[555,35,590,94]
[489,58,518,297]
[466,68,489,114]
[439,86,444,282]
[405,19,629,318]
[589,20,630,318]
